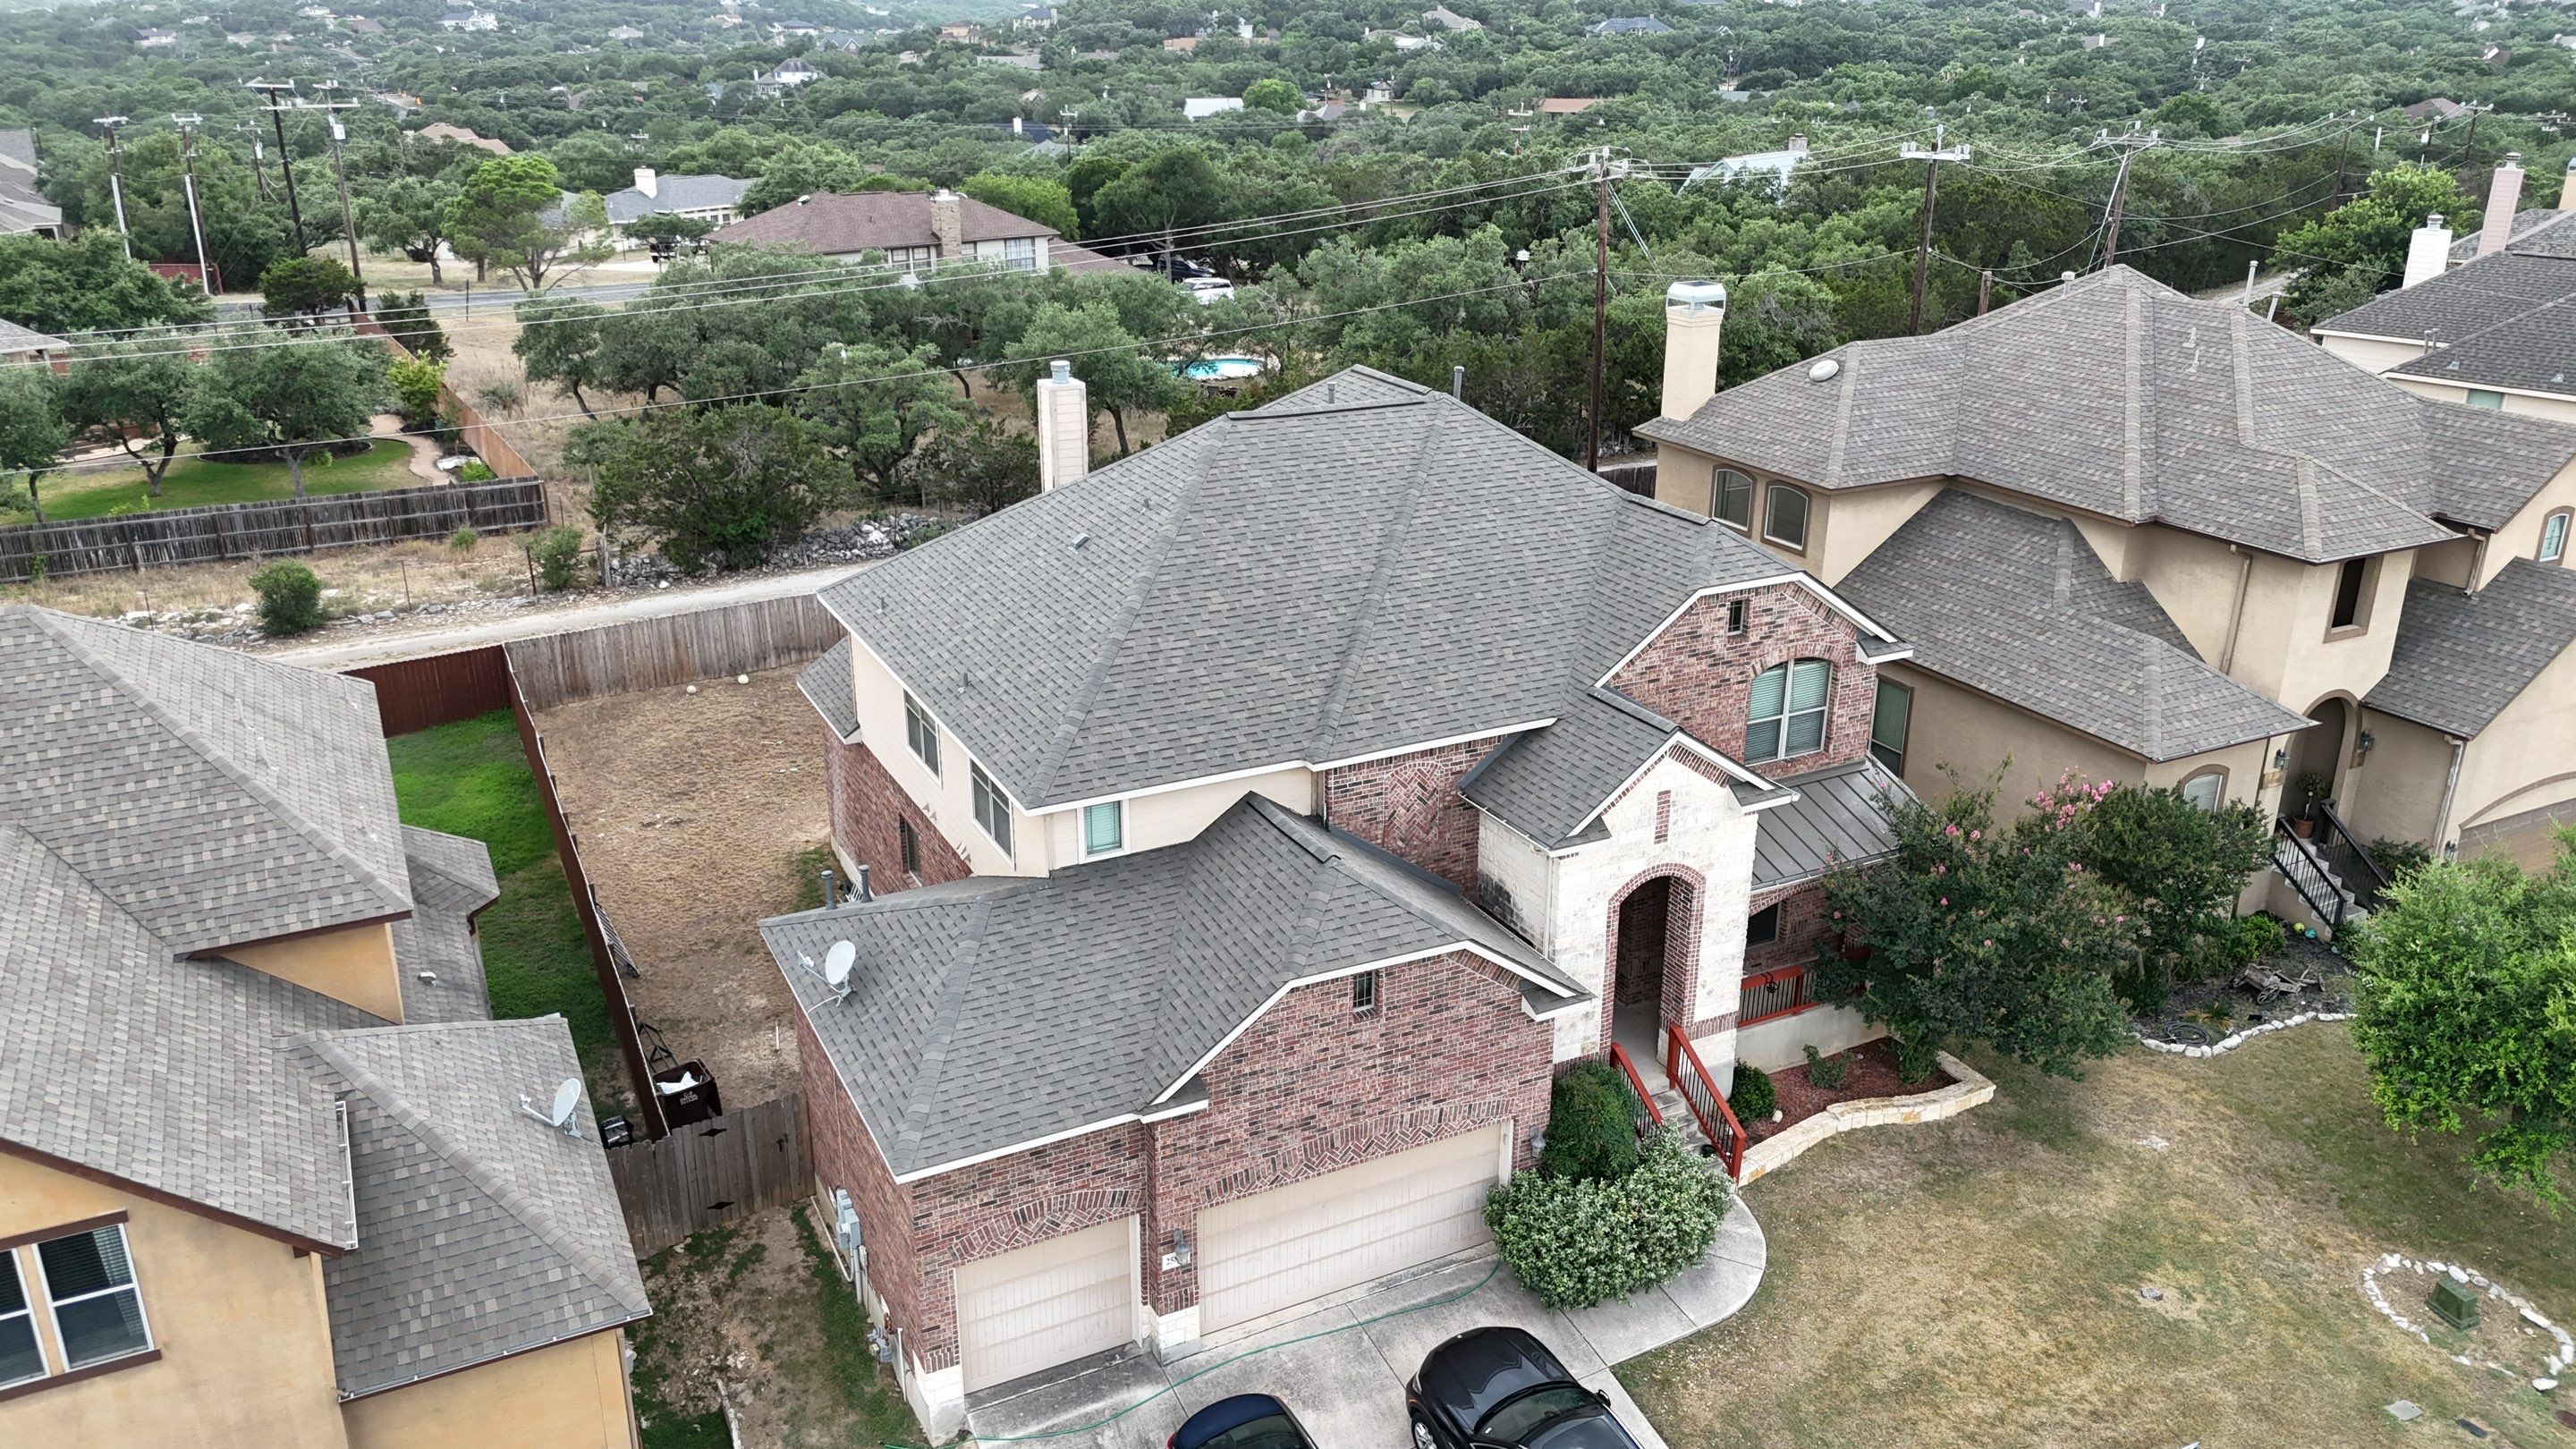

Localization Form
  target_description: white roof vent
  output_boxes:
[1807,357,1843,383]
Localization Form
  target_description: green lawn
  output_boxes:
[1621,1027,2576,1447]
[14,439,420,523]
[385,708,622,1103]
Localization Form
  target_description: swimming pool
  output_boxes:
[1181,356,1267,381]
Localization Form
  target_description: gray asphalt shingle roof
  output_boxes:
[1462,689,1703,850]
[763,795,1580,1174]
[0,318,64,353]
[1641,267,2576,561]
[2318,248,2576,346]
[798,637,859,741]
[818,367,1809,809]
[2365,558,2576,737]
[307,1019,650,1398]
[395,825,500,1024]
[1838,491,2313,760]
[601,173,749,225]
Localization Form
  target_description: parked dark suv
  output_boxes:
[1407,1327,1643,1449]
[1169,1394,1315,1449]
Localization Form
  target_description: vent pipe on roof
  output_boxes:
[1037,359,1089,492]
[2403,213,2452,289]
[2478,154,2525,258]
[854,864,872,902]
[1659,280,1728,423]
[819,867,835,909]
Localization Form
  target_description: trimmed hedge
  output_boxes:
[1727,1064,1776,1122]
[1540,1060,1640,1182]
[1487,1130,1730,1309]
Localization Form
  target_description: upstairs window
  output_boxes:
[1747,659,1832,764]
[1763,483,1810,551]
[1724,598,1749,635]
[2542,510,2570,564]
[970,763,1013,854]
[1869,678,1913,775]
[1352,970,1379,1013]
[1082,801,1124,857]
[1713,470,1754,530]
[2466,389,2504,410]
[36,1224,151,1371]
[903,693,941,775]
[898,817,923,878]
[2329,558,2369,631]
[0,1254,43,1390]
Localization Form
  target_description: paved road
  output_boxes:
[213,276,661,321]
[263,560,876,670]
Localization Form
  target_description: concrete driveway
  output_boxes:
[964,1199,1766,1449]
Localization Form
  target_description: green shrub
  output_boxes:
[530,524,585,591]
[249,561,325,636]
[2226,912,2288,967]
[1726,1064,1776,1122]
[1893,1035,1941,1085]
[1803,1043,1847,1089]
[1487,1131,1729,1309]
[387,357,446,429]
[450,526,478,550]
[1539,1061,1640,1182]
[457,458,498,482]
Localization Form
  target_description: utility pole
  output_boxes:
[240,123,273,201]
[2461,102,2491,169]
[93,115,132,259]
[1585,147,1622,474]
[305,85,366,312]
[1902,123,1970,335]
[248,78,309,254]
[2331,114,2352,200]
[171,114,215,295]
[2099,129,2160,269]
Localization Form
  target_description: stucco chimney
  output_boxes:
[2402,214,2452,288]
[928,187,965,261]
[1037,360,1089,491]
[1660,281,1728,423]
[2561,156,2576,212]
[1787,131,1809,156]
[632,166,657,199]
[2478,154,2524,257]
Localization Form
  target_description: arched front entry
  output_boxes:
[2290,696,2352,813]
[1602,865,1704,1078]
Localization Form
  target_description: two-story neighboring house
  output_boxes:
[0,606,647,1448]
[771,366,1916,1434]
[1640,265,2576,904]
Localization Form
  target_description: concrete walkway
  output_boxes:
[965,1197,1766,1449]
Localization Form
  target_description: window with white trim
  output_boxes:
[1352,970,1379,1013]
[903,692,941,775]
[1001,235,1037,271]
[1746,658,1831,764]
[1712,470,1754,530]
[2542,510,2570,564]
[0,1253,44,1390]
[2466,388,2504,410]
[34,1224,150,1371]
[1081,800,1124,856]
[1869,677,1912,775]
[970,763,1013,853]
[1763,482,1810,551]
[2180,771,2225,811]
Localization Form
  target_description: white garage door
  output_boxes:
[1197,1125,1505,1333]
[953,1216,1137,1393]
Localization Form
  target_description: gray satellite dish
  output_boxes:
[823,940,857,990]
[520,1076,586,1137]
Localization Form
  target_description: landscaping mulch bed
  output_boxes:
[2133,934,2356,1048]
[1741,1038,1954,1143]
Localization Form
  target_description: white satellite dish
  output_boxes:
[519,1076,586,1137]
[823,941,857,990]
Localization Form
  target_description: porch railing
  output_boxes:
[2271,817,2348,933]
[1737,964,1817,1027]
[1664,1022,1745,1181]
[1607,1042,1664,1139]
[2310,801,2391,912]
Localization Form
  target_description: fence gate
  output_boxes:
[605,1093,813,1257]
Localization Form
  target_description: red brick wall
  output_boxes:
[1319,737,1504,894]
[1141,948,1553,1315]
[1741,880,1837,1026]
[1607,585,1877,772]
[795,1011,926,1360]
[823,723,970,894]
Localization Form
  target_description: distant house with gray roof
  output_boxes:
[1586,14,1673,32]
[1645,262,2576,910]
[780,362,1914,1436]
[0,606,645,1445]
[597,165,750,240]
[0,131,57,238]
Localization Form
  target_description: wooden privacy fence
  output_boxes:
[343,644,513,736]
[356,316,538,481]
[606,1094,813,1258]
[0,479,550,582]
[504,593,843,711]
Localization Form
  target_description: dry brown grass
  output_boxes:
[1621,1029,2576,1448]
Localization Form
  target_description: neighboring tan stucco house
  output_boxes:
[0,606,647,1448]
[1641,265,2576,921]
[776,366,1918,1436]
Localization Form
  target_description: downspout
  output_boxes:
[2432,738,2467,857]
[2218,545,2254,675]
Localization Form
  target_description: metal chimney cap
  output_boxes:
[1665,280,1728,314]
[1049,359,1072,382]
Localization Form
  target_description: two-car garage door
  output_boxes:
[1195,1124,1506,1334]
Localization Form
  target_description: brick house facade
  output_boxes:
[1608,585,1880,774]
[1318,736,1505,895]
[823,725,970,894]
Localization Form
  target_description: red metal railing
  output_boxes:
[1665,1022,1746,1181]
[1607,1042,1664,1134]
[1737,964,1817,1027]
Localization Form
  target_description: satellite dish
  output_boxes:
[824,941,857,989]
[548,1077,582,1128]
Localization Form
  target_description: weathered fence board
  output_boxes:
[0,478,548,582]
[348,645,513,737]
[505,593,843,711]
[606,1094,813,1257]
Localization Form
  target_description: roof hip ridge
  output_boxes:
[891,894,992,1167]
[24,610,412,937]
[1311,417,1441,750]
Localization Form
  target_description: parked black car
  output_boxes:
[1407,1327,1643,1449]
[1169,1394,1315,1449]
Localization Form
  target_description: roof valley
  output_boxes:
[1310,411,1443,750]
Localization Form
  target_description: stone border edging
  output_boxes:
[1737,1051,1994,1184]
[2362,1253,2573,1391]
[2134,1010,2351,1058]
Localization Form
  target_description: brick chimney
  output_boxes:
[2477,153,2524,257]
[632,166,657,199]
[928,187,965,262]
[1037,360,1089,491]
[2402,213,2452,288]
[1660,281,1728,423]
